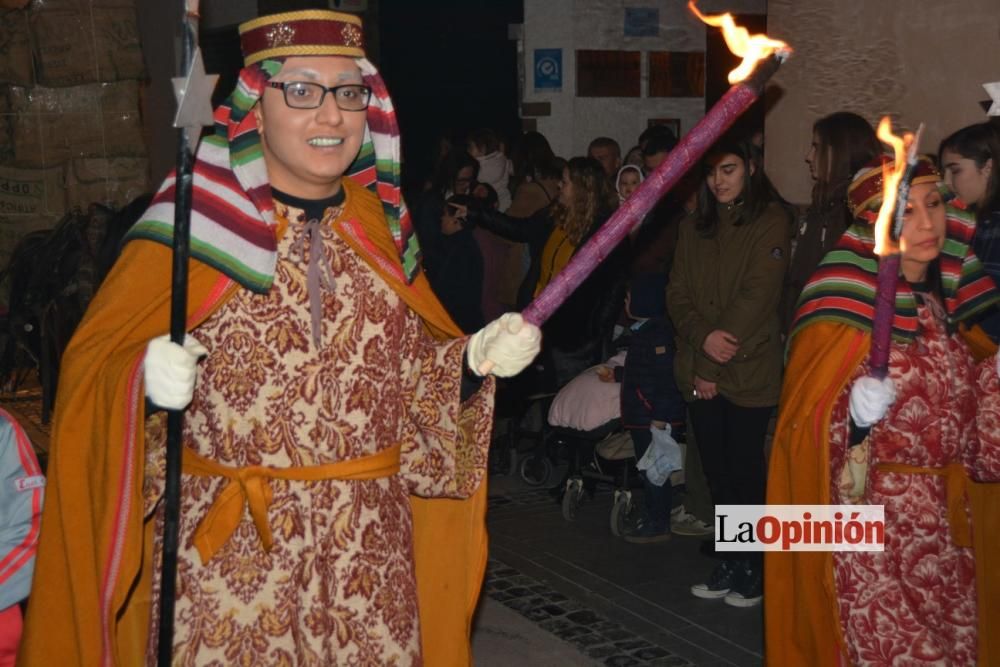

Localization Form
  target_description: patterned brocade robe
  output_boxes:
[828,301,1000,666]
[143,197,495,666]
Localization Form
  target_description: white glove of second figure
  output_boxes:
[143,334,208,410]
[466,313,542,377]
[848,375,896,428]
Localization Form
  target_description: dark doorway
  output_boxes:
[377,0,523,198]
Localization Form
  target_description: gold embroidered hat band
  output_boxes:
[239,10,365,65]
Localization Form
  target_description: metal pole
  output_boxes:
[157,2,198,663]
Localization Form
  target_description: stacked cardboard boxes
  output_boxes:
[0,0,149,270]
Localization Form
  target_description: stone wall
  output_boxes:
[765,0,1000,203]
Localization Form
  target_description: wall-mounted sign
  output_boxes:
[534,48,562,92]
[624,7,659,37]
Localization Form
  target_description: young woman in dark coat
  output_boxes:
[779,112,881,334]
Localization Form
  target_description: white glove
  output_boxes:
[849,375,896,428]
[144,334,208,410]
[466,313,541,377]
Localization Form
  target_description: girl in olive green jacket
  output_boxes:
[667,137,791,609]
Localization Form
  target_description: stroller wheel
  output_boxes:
[561,478,584,521]
[519,454,552,487]
[610,490,633,537]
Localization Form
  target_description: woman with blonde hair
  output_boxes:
[467,156,628,386]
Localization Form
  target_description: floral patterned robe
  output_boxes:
[143,199,493,666]
[829,300,1000,666]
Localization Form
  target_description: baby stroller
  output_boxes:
[490,339,582,487]
[490,335,619,487]
[489,373,558,486]
[552,418,686,536]
[547,353,686,536]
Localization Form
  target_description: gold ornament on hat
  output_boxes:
[342,23,362,48]
[265,23,296,48]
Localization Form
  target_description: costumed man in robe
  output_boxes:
[18,10,541,666]
[765,155,1000,666]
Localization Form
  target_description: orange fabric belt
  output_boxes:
[182,445,402,563]
[874,461,971,547]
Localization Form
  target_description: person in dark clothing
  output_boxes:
[939,121,1000,342]
[421,194,485,334]
[638,124,678,154]
[779,112,881,334]
[413,151,479,255]
[462,157,628,388]
[508,131,556,198]
[630,135,688,276]
[598,273,684,542]
[668,136,791,607]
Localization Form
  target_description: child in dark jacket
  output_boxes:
[599,273,684,543]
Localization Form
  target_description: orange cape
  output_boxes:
[765,322,1000,666]
[19,178,489,666]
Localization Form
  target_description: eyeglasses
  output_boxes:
[267,81,372,111]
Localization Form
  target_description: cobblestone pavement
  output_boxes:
[481,473,763,666]
[483,558,694,666]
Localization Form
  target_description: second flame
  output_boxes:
[873,118,916,256]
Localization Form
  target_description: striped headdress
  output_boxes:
[126,10,420,290]
[791,156,1000,341]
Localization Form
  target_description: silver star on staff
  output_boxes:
[984,81,1000,117]
[173,47,219,154]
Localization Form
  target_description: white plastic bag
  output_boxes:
[636,425,683,487]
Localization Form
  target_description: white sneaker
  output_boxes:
[723,590,763,608]
[671,507,714,536]
[723,563,762,608]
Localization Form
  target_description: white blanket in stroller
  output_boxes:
[547,351,626,431]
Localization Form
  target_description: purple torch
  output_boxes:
[521,3,791,325]
[868,119,924,378]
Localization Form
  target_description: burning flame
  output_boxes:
[688,1,790,83]
[872,118,923,256]
[873,118,909,256]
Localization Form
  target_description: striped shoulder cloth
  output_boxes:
[791,204,1000,342]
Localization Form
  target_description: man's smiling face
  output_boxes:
[255,56,368,198]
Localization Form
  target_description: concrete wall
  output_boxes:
[765,0,1000,203]
[520,0,765,159]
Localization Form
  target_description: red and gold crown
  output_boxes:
[847,154,940,223]
[238,10,365,67]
